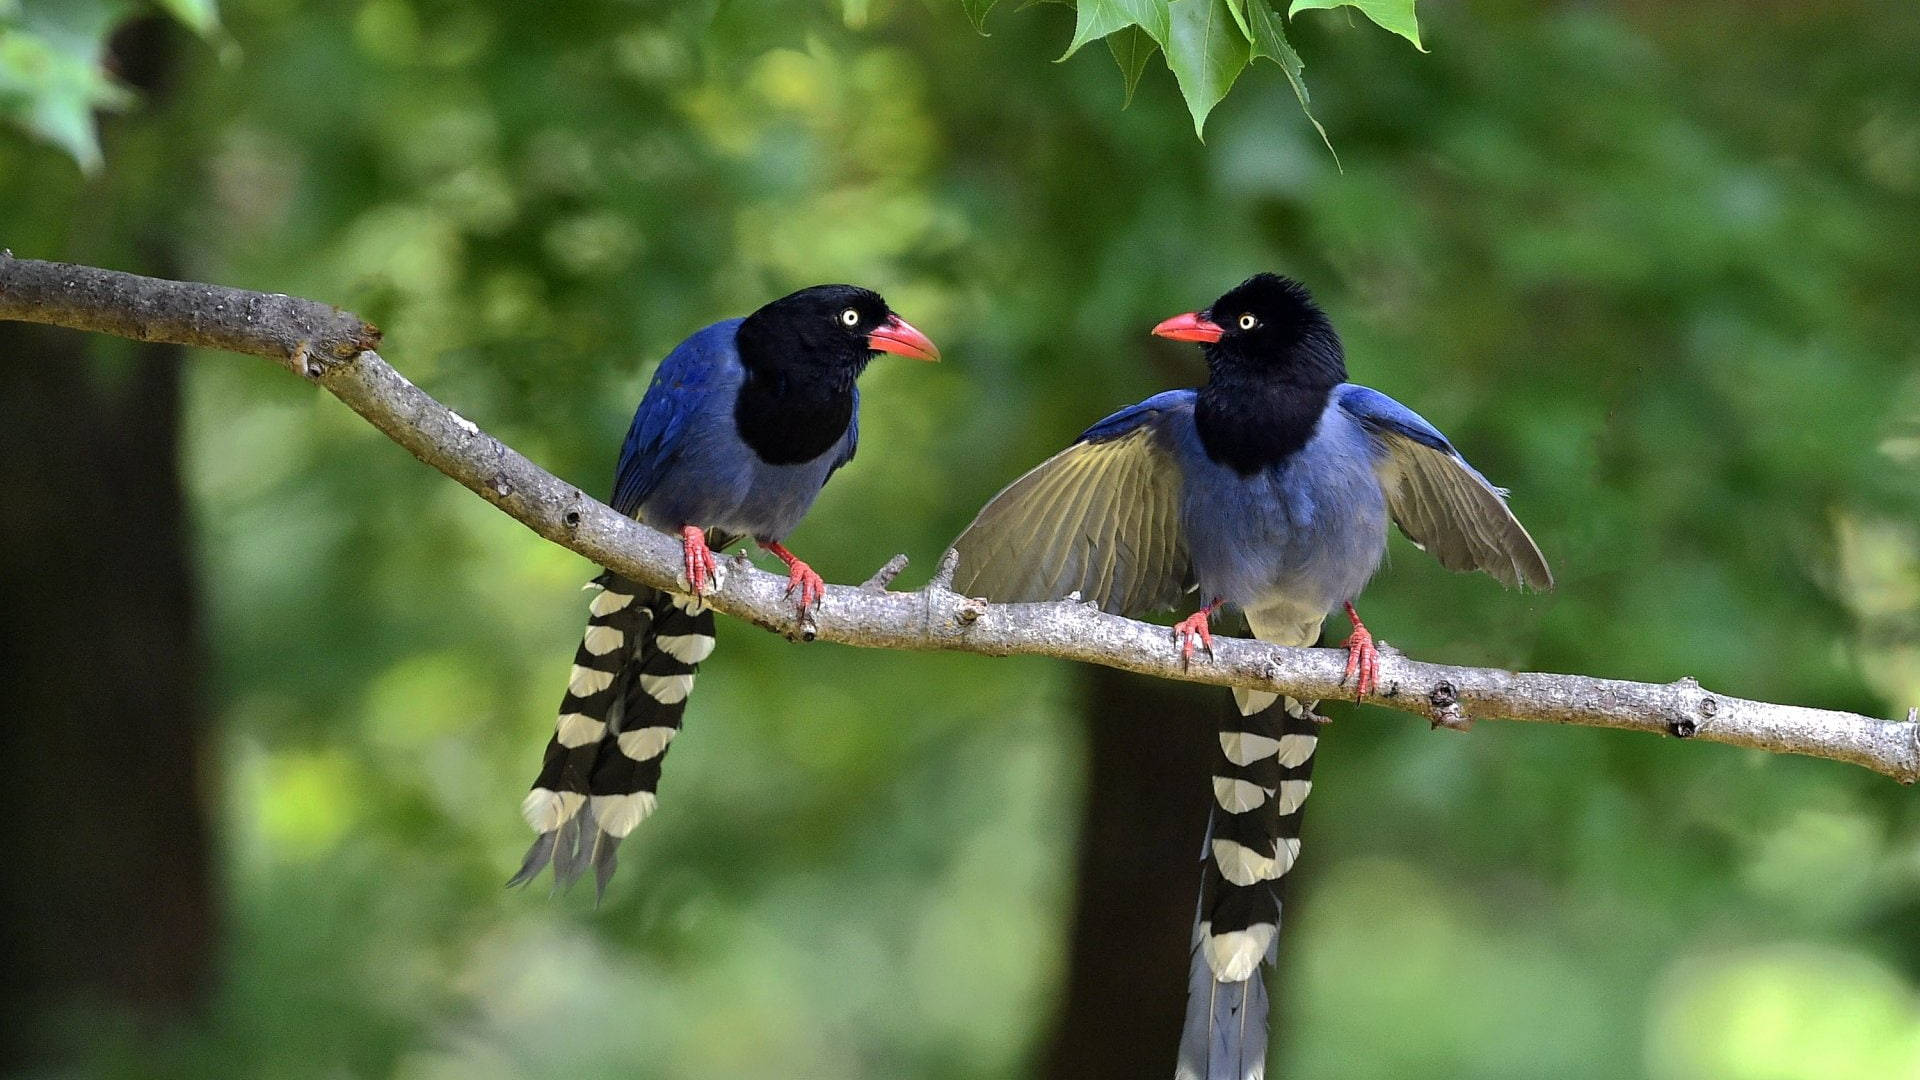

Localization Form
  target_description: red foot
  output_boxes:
[1173,599,1222,666]
[680,526,719,596]
[1342,601,1381,698]
[761,541,826,614]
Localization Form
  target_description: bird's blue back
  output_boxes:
[611,318,858,542]
[1081,386,1394,621]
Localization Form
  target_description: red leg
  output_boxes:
[1342,600,1381,698]
[679,525,719,597]
[1172,598,1222,666]
[760,540,826,614]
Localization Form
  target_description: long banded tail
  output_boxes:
[1176,614,1322,1080]
[509,571,715,898]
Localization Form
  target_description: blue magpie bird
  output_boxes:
[511,284,938,896]
[951,273,1549,1079]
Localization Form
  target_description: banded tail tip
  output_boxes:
[1201,920,1276,984]
[1178,924,1273,1080]
[590,791,658,838]
[520,787,585,833]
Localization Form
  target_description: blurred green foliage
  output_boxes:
[0,0,219,170]
[4,1,1920,1078]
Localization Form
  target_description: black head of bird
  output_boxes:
[735,283,940,380]
[1152,272,1347,390]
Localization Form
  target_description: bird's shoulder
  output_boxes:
[646,317,747,396]
[1077,388,1197,445]
[611,318,748,515]
[1332,383,1456,455]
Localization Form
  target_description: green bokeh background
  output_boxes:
[5,1,1919,1077]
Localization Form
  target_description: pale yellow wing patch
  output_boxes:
[951,427,1191,616]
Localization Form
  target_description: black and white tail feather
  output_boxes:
[509,569,717,899]
[1176,611,1322,1080]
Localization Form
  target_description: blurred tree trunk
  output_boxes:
[0,324,213,1066]
[1040,667,1216,1078]
[0,17,213,1067]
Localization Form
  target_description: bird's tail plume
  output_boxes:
[1176,614,1321,1080]
[509,571,715,899]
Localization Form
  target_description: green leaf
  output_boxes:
[1059,0,1169,61]
[1105,24,1159,107]
[1164,0,1248,140]
[0,2,136,173]
[1288,0,1423,51]
[154,0,220,37]
[1221,0,1253,43]
[961,0,999,34]
[1245,0,1336,162]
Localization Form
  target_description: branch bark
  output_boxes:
[5,253,1916,783]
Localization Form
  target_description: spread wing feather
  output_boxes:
[951,399,1193,616]
[1338,384,1553,590]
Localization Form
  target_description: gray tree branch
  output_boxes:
[4,252,1915,783]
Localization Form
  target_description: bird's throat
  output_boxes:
[733,367,856,466]
[1194,377,1331,475]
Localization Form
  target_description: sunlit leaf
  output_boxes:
[1060,0,1169,61]
[1164,0,1248,140]
[0,2,135,173]
[155,0,221,37]
[1289,0,1423,51]
[1105,24,1159,107]
[1245,0,1336,161]
[1222,0,1253,42]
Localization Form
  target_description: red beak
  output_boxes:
[867,315,941,362]
[1151,311,1225,344]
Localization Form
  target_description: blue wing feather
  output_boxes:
[610,319,744,516]
[1079,388,1197,444]
[1334,383,1456,455]
[1337,382,1551,587]
[1335,382,1508,490]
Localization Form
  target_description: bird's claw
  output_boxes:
[784,561,826,614]
[1173,610,1214,666]
[1343,624,1380,699]
[759,541,825,620]
[679,526,719,598]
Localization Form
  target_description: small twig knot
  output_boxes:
[1428,680,1471,732]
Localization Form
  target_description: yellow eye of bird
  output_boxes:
[1238,314,1258,331]
[840,308,861,327]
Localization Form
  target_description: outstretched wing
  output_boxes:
[1338,384,1553,590]
[951,390,1195,616]
[610,319,743,517]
